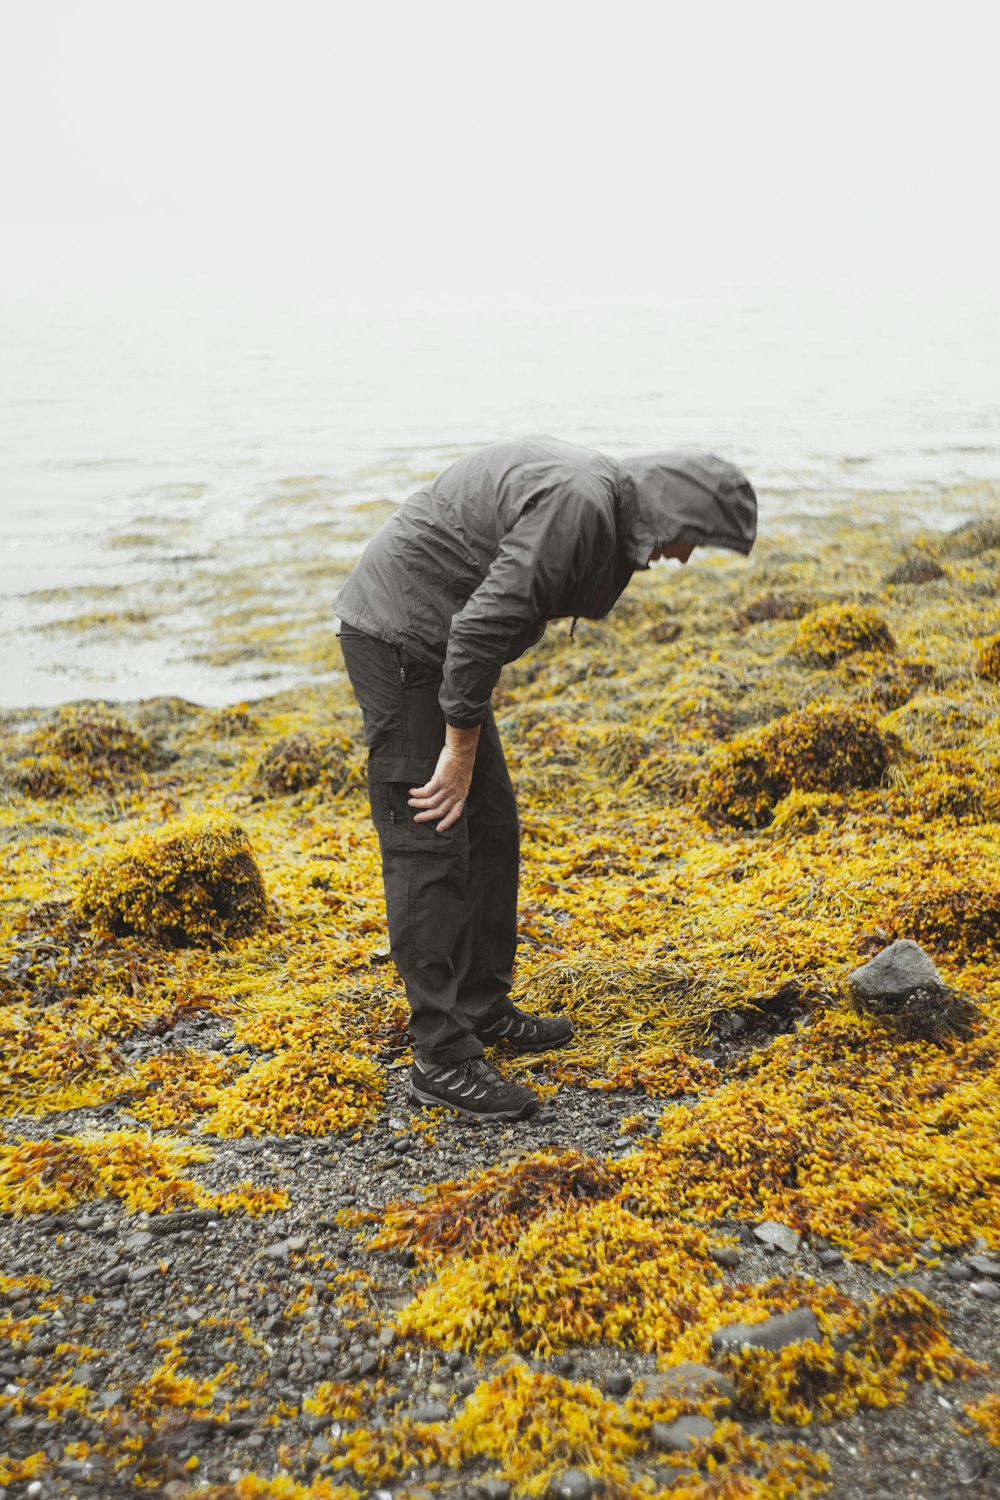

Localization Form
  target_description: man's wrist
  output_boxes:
[445,724,480,758]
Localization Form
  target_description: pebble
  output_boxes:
[595,1114,616,1127]
[752,1220,800,1254]
[287,1235,307,1252]
[549,1469,592,1500]
[970,1280,1000,1303]
[124,1231,154,1252]
[710,1246,741,1268]
[409,1401,449,1423]
[818,1248,843,1267]
[128,1261,161,1282]
[647,1362,736,1405]
[261,1240,291,1261]
[477,1482,511,1500]
[968,1254,1000,1279]
[947,1262,973,1282]
[605,1371,632,1396]
[552,1353,575,1374]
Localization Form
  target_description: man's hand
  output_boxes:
[409,725,480,831]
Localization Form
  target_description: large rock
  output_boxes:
[711,1306,820,1353]
[848,939,942,999]
[847,939,977,1042]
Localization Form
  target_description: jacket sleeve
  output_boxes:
[439,486,598,727]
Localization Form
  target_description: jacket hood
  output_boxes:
[618,450,757,566]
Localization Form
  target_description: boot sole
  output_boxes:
[408,1081,539,1121]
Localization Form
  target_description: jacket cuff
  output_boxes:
[444,714,484,730]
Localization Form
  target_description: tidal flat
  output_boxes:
[1,495,999,1500]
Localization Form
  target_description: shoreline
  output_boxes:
[1,503,999,1499]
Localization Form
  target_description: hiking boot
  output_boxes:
[409,1056,539,1121]
[475,1000,575,1053]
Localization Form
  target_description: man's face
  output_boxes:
[649,542,696,565]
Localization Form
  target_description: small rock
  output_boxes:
[818,1248,843,1268]
[968,1254,1000,1279]
[128,1262,161,1283]
[455,1374,478,1396]
[287,1235,307,1252]
[955,1451,983,1485]
[595,1114,615,1127]
[648,1362,736,1406]
[409,1402,449,1423]
[552,1353,575,1374]
[605,1371,632,1396]
[261,1240,290,1261]
[478,1482,511,1500]
[906,1275,935,1298]
[710,1246,741,1269]
[549,1469,592,1500]
[358,1352,380,1377]
[711,1306,820,1353]
[947,1263,973,1283]
[123,1231,153,1253]
[971,1280,1000,1303]
[753,1220,800,1254]
[650,1415,715,1451]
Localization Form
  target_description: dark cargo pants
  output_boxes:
[339,630,520,1065]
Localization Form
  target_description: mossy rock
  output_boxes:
[939,518,1000,559]
[699,703,889,829]
[885,555,945,586]
[77,814,268,948]
[8,706,156,799]
[737,591,814,628]
[250,732,347,799]
[795,604,896,666]
[977,634,1000,684]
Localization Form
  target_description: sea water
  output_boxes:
[1,223,998,707]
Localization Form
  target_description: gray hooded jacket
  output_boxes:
[334,436,756,727]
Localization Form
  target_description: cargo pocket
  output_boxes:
[368,755,462,852]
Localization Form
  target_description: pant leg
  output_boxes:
[338,631,484,1064]
[452,706,520,1029]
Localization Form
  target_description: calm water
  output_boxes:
[2,224,998,706]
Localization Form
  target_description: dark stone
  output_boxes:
[886,556,945,586]
[818,1248,844,1268]
[605,1371,632,1396]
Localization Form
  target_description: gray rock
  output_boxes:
[848,939,943,1000]
[128,1262,160,1283]
[649,1361,736,1405]
[478,1482,511,1500]
[261,1240,290,1261]
[605,1371,632,1396]
[711,1306,820,1353]
[123,1231,153,1253]
[549,1470,592,1500]
[408,1401,449,1423]
[650,1415,715,1451]
[818,1248,843,1267]
[287,1235,307,1252]
[971,1280,1000,1303]
[710,1246,741,1268]
[753,1220,800,1254]
[968,1254,1000,1279]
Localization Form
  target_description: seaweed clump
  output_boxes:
[76,814,268,948]
[7,706,156,800]
[886,554,945,586]
[795,603,896,666]
[978,633,1000,683]
[700,703,889,829]
[250,731,347,799]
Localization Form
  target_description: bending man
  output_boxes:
[335,436,757,1122]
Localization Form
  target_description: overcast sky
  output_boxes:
[1,0,997,233]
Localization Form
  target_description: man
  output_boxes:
[336,436,757,1122]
